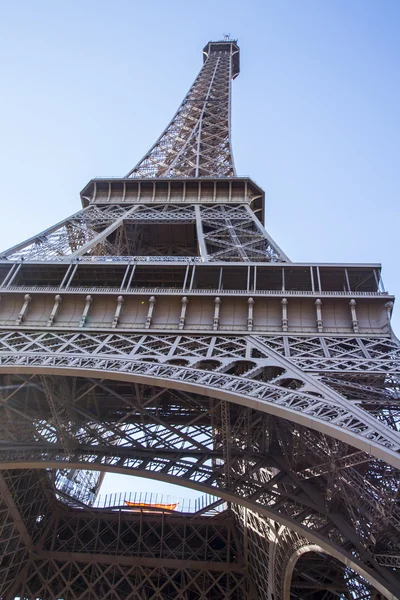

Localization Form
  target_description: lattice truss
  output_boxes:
[126,42,238,178]
[0,469,55,595]
[11,509,248,600]
[1,204,134,261]
[0,470,248,599]
[1,203,286,263]
[1,331,400,475]
[233,505,271,598]
[0,329,400,595]
[201,205,285,261]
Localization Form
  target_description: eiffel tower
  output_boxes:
[0,38,399,599]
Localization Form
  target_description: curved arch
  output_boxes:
[1,460,395,599]
[277,377,304,390]
[283,544,327,600]
[224,359,257,376]
[1,357,399,468]
[192,359,223,370]
[166,358,191,366]
[282,545,386,600]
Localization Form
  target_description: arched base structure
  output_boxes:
[272,527,386,599]
[0,372,400,598]
[289,550,384,599]
[0,347,399,467]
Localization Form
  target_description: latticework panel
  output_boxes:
[201,205,285,261]
[233,506,271,599]
[0,469,55,596]
[8,507,248,599]
[18,561,247,599]
[0,330,399,454]
[1,204,135,261]
[126,41,238,179]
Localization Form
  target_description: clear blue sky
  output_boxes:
[0,0,399,498]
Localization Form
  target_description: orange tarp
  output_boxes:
[125,501,178,510]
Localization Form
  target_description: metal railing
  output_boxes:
[0,285,389,297]
[92,490,225,514]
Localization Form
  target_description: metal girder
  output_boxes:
[34,551,245,572]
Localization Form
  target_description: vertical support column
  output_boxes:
[145,296,156,329]
[218,267,223,291]
[281,298,288,332]
[112,296,124,328]
[79,295,93,327]
[47,295,62,327]
[310,266,315,292]
[179,296,188,330]
[183,264,190,291]
[16,294,31,325]
[373,269,379,290]
[316,267,322,292]
[189,265,196,290]
[126,263,137,290]
[247,298,254,331]
[345,268,351,292]
[349,299,359,333]
[213,297,221,330]
[194,205,208,260]
[315,298,323,332]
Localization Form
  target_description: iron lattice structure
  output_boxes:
[0,39,399,599]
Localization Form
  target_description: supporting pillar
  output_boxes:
[16,294,31,325]
[179,296,188,330]
[281,298,288,332]
[315,298,323,332]
[47,294,62,327]
[213,297,221,331]
[145,296,156,329]
[194,205,208,260]
[79,295,93,328]
[247,297,254,331]
[112,295,124,328]
[349,299,359,333]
